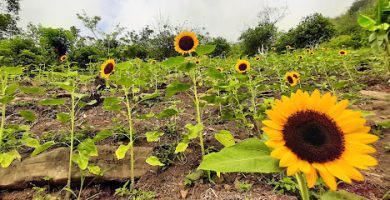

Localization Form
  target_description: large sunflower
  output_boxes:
[235,60,250,74]
[100,59,115,79]
[174,31,199,54]
[262,90,378,190]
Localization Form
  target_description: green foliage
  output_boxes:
[198,138,282,173]
[275,13,335,51]
[208,37,231,57]
[0,37,43,66]
[320,190,367,200]
[39,27,74,56]
[234,180,253,193]
[324,34,367,49]
[269,177,299,195]
[239,22,277,56]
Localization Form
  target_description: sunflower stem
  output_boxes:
[124,88,135,189]
[191,70,205,158]
[295,172,310,200]
[66,89,76,200]
[0,74,7,148]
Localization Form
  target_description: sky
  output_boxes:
[17,0,355,42]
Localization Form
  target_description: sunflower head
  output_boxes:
[195,59,201,65]
[60,55,67,62]
[216,67,224,72]
[297,55,304,60]
[174,31,199,54]
[284,72,298,86]
[149,59,157,64]
[310,51,315,55]
[262,90,378,191]
[339,50,347,56]
[100,59,115,79]
[235,60,250,74]
[254,56,261,61]
[286,45,293,49]
[305,48,311,53]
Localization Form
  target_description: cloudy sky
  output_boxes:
[18,0,355,41]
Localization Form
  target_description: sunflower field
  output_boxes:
[0,0,390,200]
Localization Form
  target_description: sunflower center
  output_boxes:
[287,76,294,84]
[340,51,345,55]
[283,110,344,163]
[179,36,195,51]
[104,63,114,74]
[239,64,247,71]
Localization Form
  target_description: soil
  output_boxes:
[0,81,389,200]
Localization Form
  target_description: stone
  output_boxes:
[359,90,390,101]
[0,145,155,189]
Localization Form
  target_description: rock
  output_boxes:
[0,145,155,189]
[180,189,188,199]
[360,90,390,101]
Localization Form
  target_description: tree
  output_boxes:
[0,0,21,39]
[239,23,277,56]
[208,37,231,58]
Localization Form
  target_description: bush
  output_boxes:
[208,37,231,58]
[0,37,43,66]
[239,23,277,56]
[324,34,367,49]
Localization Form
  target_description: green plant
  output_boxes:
[269,176,299,195]
[234,180,253,193]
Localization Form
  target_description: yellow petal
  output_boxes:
[324,161,352,184]
[327,100,349,118]
[265,140,285,148]
[318,169,337,191]
[306,165,318,188]
[338,159,364,181]
[334,110,361,124]
[266,110,286,125]
[298,160,311,174]
[346,141,376,154]
[344,133,379,144]
[316,92,337,113]
[262,127,283,140]
[343,126,371,135]
[262,120,283,130]
[287,163,300,176]
[307,89,321,110]
[339,119,366,133]
[271,146,289,159]
[279,151,298,167]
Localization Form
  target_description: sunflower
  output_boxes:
[297,55,304,60]
[254,56,261,61]
[60,55,67,62]
[100,59,115,79]
[310,51,315,55]
[216,66,224,72]
[195,59,201,65]
[149,59,157,64]
[262,90,378,191]
[305,48,311,53]
[235,60,250,73]
[174,31,199,54]
[339,50,347,56]
[285,72,298,86]
[286,45,294,49]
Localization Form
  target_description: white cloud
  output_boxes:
[18,0,355,42]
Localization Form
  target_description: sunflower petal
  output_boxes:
[262,120,283,130]
[279,151,298,167]
[327,100,349,118]
[324,161,352,184]
[266,110,286,125]
[265,140,285,148]
[298,160,311,174]
[270,147,289,159]
[306,165,318,188]
[287,163,300,176]
[346,141,376,154]
[338,159,364,181]
[344,133,379,144]
[318,169,337,191]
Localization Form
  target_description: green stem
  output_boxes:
[124,88,135,189]
[191,71,205,158]
[342,60,354,84]
[248,76,257,117]
[295,173,310,200]
[66,90,76,198]
[0,75,7,148]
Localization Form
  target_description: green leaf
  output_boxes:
[88,165,103,176]
[178,62,196,72]
[146,156,165,166]
[165,82,191,97]
[115,77,133,88]
[78,139,98,157]
[72,152,89,170]
[93,130,113,142]
[215,130,235,147]
[358,15,376,29]
[103,97,122,111]
[31,141,55,157]
[115,143,132,160]
[145,131,164,142]
[20,86,46,95]
[198,138,282,173]
[19,110,36,122]
[140,92,160,101]
[56,112,70,123]
[156,108,178,119]
[206,68,224,80]
[74,93,88,99]
[162,56,185,66]
[53,82,74,92]
[22,136,40,148]
[5,83,19,95]
[185,123,203,139]
[320,190,367,200]
[334,80,349,90]
[196,45,216,56]
[1,67,24,75]
[0,96,14,104]
[0,150,21,168]
[39,99,65,106]
[174,142,189,154]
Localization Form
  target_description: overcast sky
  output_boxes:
[17,0,355,42]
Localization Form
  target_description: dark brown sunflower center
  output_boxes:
[238,64,247,71]
[287,76,294,84]
[179,36,195,51]
[283,110,344,163]
[292,74,298,79]
[340,51,345,55]
[104,63,114,74]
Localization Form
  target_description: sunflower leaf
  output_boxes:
[19,110,36,122]
[31,141,55,157]
[162,56,185,66]
[166,82,191,97]
[145,131,164,142]
[146,156,165,166]
[196,45,216,56]
[174,142,189,154]
[20,86,46,95]
[39,99,65,106]
[320,190,367,200]
[215,130,235,147]
[115,143,132,160]
[198,138,281,173]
